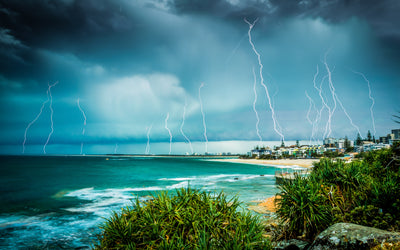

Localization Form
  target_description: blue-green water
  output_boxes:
[0,155,285,249]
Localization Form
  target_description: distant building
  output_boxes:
[323,137,353,148]
[323,138,336,147]
[392,129,400,139]
[380,136,389,144]
[362,141,374,146]
[249,148,272,157]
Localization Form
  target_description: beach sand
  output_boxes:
[248,195,280,214]
[210,158,317,168]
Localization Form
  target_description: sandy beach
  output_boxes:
[248,195,280,214]
[209,158,317,168]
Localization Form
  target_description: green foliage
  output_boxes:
[276,145,400,241]
[276,174,332,239]
[367,130,372,141]
[95,188,271,249]
[355,133,363,146]
[337,205,395,230]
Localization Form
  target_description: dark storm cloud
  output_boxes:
[168,0,400,39]
[0,0,143,81]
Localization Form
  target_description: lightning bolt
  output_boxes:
[145,124,152,155]
[114,143,118,154]
[198,83,208,153]
[352,70,376,136]
[324,52,361,137]
[323,52,337,138]
[43,81,58,154]
[180,97,194,155]
[252,67,262,142]
[312,65,329,142]
[165,113,173,155]
[22,92,50,154]
[77,98,87,155]
[305,90,317,144]
[244,18,285,141]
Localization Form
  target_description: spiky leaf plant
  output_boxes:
[276,174,333,239]
[95,187,271,249]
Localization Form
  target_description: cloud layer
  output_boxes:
[0,0,399,154]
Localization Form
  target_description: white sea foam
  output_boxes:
[166,181,189,189]
[159,174,273,184]
[0,212,98,249]
[158,177,196,181]
[61,173,275,216]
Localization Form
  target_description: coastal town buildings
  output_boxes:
[248,128,398,158]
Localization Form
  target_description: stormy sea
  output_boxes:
[0,155,286,249]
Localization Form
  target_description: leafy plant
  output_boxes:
[276,145,400,241]
[275,174,332,239]
[95,187,271,249]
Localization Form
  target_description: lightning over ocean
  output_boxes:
[245,18,285,142]
[165,113,173,155]
[77,98,87,155]
[252,67,262,142]
[198,83,208,153]
[145,124,152,155]
[22,81,58,154]
[180,98,194,154]
[22,91,50,154]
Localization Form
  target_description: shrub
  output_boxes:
[339,205,393,230]
[95,188,271,249]
[276,145,400,240]
[275,174,333,239]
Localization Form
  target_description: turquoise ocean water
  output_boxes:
[0,155,290,249]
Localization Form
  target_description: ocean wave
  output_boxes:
[158,177,196,181]
[0,212,97,249]
[159,174,274,184]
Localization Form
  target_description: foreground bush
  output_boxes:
[276,175,332,239]
[276,142,400,241]
[95,188,271,249]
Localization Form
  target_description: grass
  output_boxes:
[95,187,272,249]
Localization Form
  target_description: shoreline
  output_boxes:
[208,158,317,168]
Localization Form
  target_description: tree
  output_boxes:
[367,130,372,141]
[344,136,350,149]
[372,135,376,143]
[355,133,363,146]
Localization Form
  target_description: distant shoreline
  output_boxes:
[1,154,240,159]
[1,155,318,168]
[208,158,317,168]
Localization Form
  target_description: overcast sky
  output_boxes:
[0,0,399,155]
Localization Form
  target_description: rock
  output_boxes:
[309,223,400,250]
[274,239,310,250]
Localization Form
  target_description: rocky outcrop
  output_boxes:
[274,239,310,250]
[309,223,400,250]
